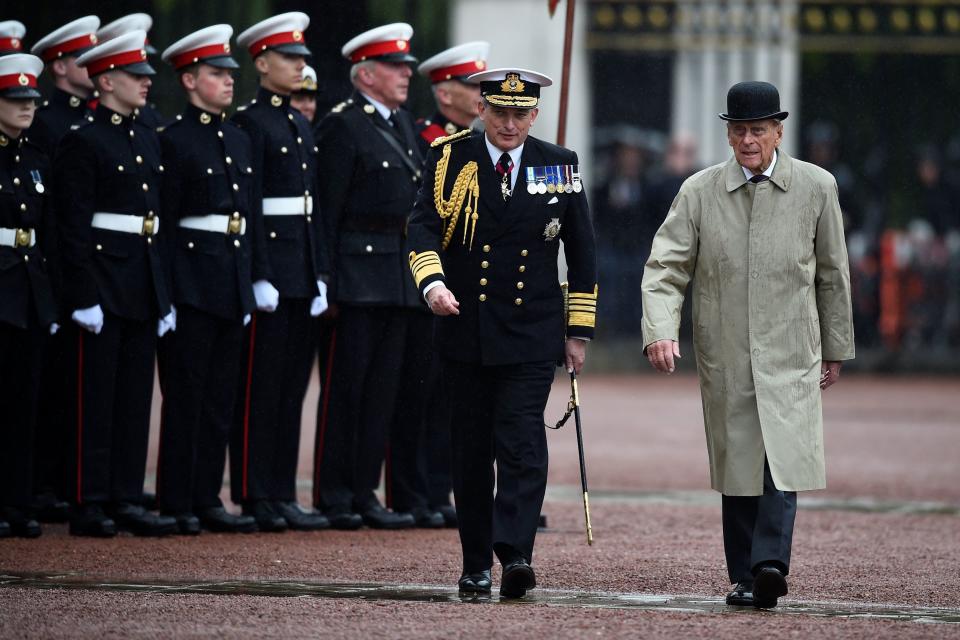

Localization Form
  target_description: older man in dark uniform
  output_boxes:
[229,12,330,533]
[408,68,597,597]
[56,30,176,537]
[0,52,58,538]
[155,24,263,535]
[312,23,425,531]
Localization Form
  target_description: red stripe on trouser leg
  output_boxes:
[313,327,337,506]
[76,331,84,504]
[241,313,258,501]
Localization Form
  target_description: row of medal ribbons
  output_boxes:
[525,165,583,195]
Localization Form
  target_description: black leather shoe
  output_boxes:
[0,520,9,538]
[196,506,257,533]
[109,503,177,537]
[33,492,70,523]
[325,507,363,530]
[242,500,288,532]
[434,504,458,528]
[165,512,201,535]
[752,566,788,608]
[0,507,41,538]
[458,569,493,594]
[406,508,444,529]
[500,559,536,598]
[725,581,754,606]
[274,501,330,531]
[360,504,415,530]
[69,504,117,537]
[140,492,158,511]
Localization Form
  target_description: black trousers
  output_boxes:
[445,358,554,573]
[230,299,315,504]
[0,320,45,508]
[68,314,156,504]
[157,306,243,513]
[313,306,406,512]
[386,310,435,513]
[33,329,69,501]
[722,461,797,584]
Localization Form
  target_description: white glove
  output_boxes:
[243,313,251,326]
[253,279,279,312]
[158,306,177,337]
[49,323,60,336]
[71,305,104,334]
[310,280,328,317]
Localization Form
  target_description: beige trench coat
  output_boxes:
[641,152,855,496]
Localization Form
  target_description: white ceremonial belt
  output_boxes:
[0,227,36,248]
[179,214,246,235]
[262,196,313,216]
[91,212,160,236]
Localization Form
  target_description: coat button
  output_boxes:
[147,237,153,244]
[306,215,312,223]
[520,249,528,257]
[142,183,149,191]
[226,156,232,164]
[516,282,524,290]
[96,244,103,251]
[206,168,213,174]
[515,298,523,306]
[479,294,487,302]
[20,203,26,211]
[269,231,277,239]
[382,161,389,168]
[482,244,491,252]
[281,146,288,154]
[297,137,303,144]
[232,183,239,191]
[481,260,489,269]
[365,245,373,253]
[24,255,29,262]
[234,239,241,248]
[480,278,487,286]
[302,163,307,170]
[187,242,194,249]
[518,265,526,273]
[232,212,240,219]
[13,177,20,185]
[136,155,143,164]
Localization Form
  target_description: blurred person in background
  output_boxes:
[290,64,317,125]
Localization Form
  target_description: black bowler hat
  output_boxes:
[719,81,789,122]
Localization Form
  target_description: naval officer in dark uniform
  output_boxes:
[408,68,597,597]
[155,24,263,535]
[56,30,177,537]
[28,16,100,157]
[312,23,425,531]
[96,13,166,131]
[27,16,101,523]
[414,41,488,154]
[0,53,58,538]
[229,12,330,532]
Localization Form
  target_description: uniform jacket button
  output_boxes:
[515,298,523,306]
[482,244,491,253]
[480,278,487,286]
[479,294,487,302]
[520,249,528,257]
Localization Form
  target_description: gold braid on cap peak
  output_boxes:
[434,141,480,251]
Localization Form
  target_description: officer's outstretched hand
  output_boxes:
[565,338,587,374]
[646,339,681,374]
[426,284,460,316]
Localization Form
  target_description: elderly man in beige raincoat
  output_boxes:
[641,81,854,609]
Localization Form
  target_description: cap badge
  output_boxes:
[270,95,283,107]
[10,38,20,48]
[293,31,303,42]
[501,73,524,93]
[223,43,231,53]
[397,40,407,50]
[17,73,28,86]
[90,34,98,44]
[475,61,485,70]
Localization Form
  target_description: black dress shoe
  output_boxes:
[433,504,458,528]
[0,520,9,538]
[69,504,117,537]
[406,508,444,529]
[33,492,70,523]
[109,502,177,537]
[500,558,536,598]
[196,506,257,533]
[360,504,415,530]
[458,569,493,594]
[752,566,788,608]
[0,507,41,538]
[140,492,158,511]
[242,500,287,533]
[164,512,200,535]
[725,581,754,606]
[325,507,363,530]
[274,501,330,531]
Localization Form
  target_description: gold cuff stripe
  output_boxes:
[413,262,444,288]
[485,95,539,108]
[409,251,445,288]
[569,304,596,312]
[569,292,598,301]
[410,250,440,268]
[568,312,596,328]
[412,254,441,270]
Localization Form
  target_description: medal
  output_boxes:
[546,166,557,193]
[526,167,537,194]
[571,165,583,193]
[31,170,44,193]
[563,164,573,193]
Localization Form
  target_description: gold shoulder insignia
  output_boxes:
[430,128,471,148]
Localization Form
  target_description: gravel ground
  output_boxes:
[1,373,957,638]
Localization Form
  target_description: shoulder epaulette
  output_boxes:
[430,128,471,148]
[330,98,355,114]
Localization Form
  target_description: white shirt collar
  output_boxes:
[741,149,777,182]
[360,92,392,121]
[484,134,524,190]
